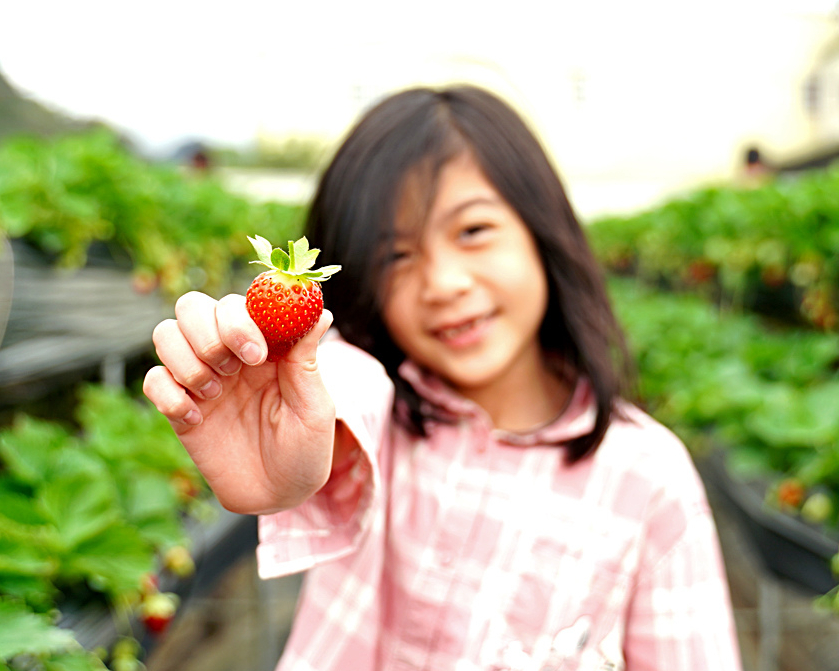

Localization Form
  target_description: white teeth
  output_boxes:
[438,316,487,340]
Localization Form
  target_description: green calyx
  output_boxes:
[248,235,341,281]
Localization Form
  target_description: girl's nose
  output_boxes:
[419,249,473,304]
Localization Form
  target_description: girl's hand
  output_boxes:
[143,291,336,515]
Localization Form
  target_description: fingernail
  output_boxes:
[199,380,222,400]
[183,410,202,425]
[219,356,241,375]
[240,342,264,366]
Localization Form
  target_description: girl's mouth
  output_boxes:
[433,313,494,346]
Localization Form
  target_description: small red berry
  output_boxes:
[686,259,716,285]
[777,478,805,509]
[245,236,341,361]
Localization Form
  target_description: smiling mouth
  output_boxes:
[433,314,493,343]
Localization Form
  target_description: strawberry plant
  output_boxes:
[588,164,839,331]
[609,276,839,606]
[0,129,306,298]
[0,384,211,669]
[609,278,839,486]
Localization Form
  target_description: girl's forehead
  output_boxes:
[392,153,500,237]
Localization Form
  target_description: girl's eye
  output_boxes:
[459,223,492,241]
[388,249,413,265]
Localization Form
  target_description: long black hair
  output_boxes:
[306,85,632,463]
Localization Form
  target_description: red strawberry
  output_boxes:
[246,236,341,361]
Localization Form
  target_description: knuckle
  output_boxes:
[162,397,191,419]
[196,338,226,363]
[179,366,209,390]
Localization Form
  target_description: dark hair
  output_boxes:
[306,85,632,463]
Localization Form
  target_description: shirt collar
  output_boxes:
[397,358,597,446]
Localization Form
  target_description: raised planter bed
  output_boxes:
[0,239,170,401]
[699,452,839,595]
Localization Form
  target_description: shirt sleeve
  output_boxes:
[622,450,743,671]
[256,336,394,579]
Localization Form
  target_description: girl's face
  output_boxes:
[382,152,550,401]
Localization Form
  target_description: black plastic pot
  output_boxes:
[699,452,839,594]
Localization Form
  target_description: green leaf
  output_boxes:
[123,471,178,522]
[0,574,56,610]
[307,265,341,280]
[0,598,77,660]
[247,234,273,266]
[0,536,56,578]
[0,485,50,526]
[37,473,120,551]
[299,248,320,271]
[134,514,186,549]
[746,387,838,449]
[76,385,195,473]
[0,417,75,486]
[293,236,310,258]
[63,524,153,597]
[270,247,290,271]
[44,649,108,671]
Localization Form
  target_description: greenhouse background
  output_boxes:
[2,1,839,670]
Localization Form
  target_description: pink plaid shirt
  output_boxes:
[257,339,742,671]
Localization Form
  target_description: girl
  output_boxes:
[144,86,742,671]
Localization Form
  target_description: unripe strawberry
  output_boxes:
[163,545,195,579]
[138,572,160,597]
[801,492,833,524]
[245,236,341,361]
[139,591,179,635]
[170,468,202,503]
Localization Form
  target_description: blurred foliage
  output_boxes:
[610,277,839,531]
[0,384,211,669]
[0,129,306,298]
[588,166,839,331]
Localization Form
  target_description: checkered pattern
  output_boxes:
[257,339,742,670]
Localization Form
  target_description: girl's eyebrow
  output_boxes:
[438,195,504,221]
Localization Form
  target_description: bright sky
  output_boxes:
[0,0,836,173]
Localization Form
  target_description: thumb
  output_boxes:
[276,310,335,409]
[285,309,334,366]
